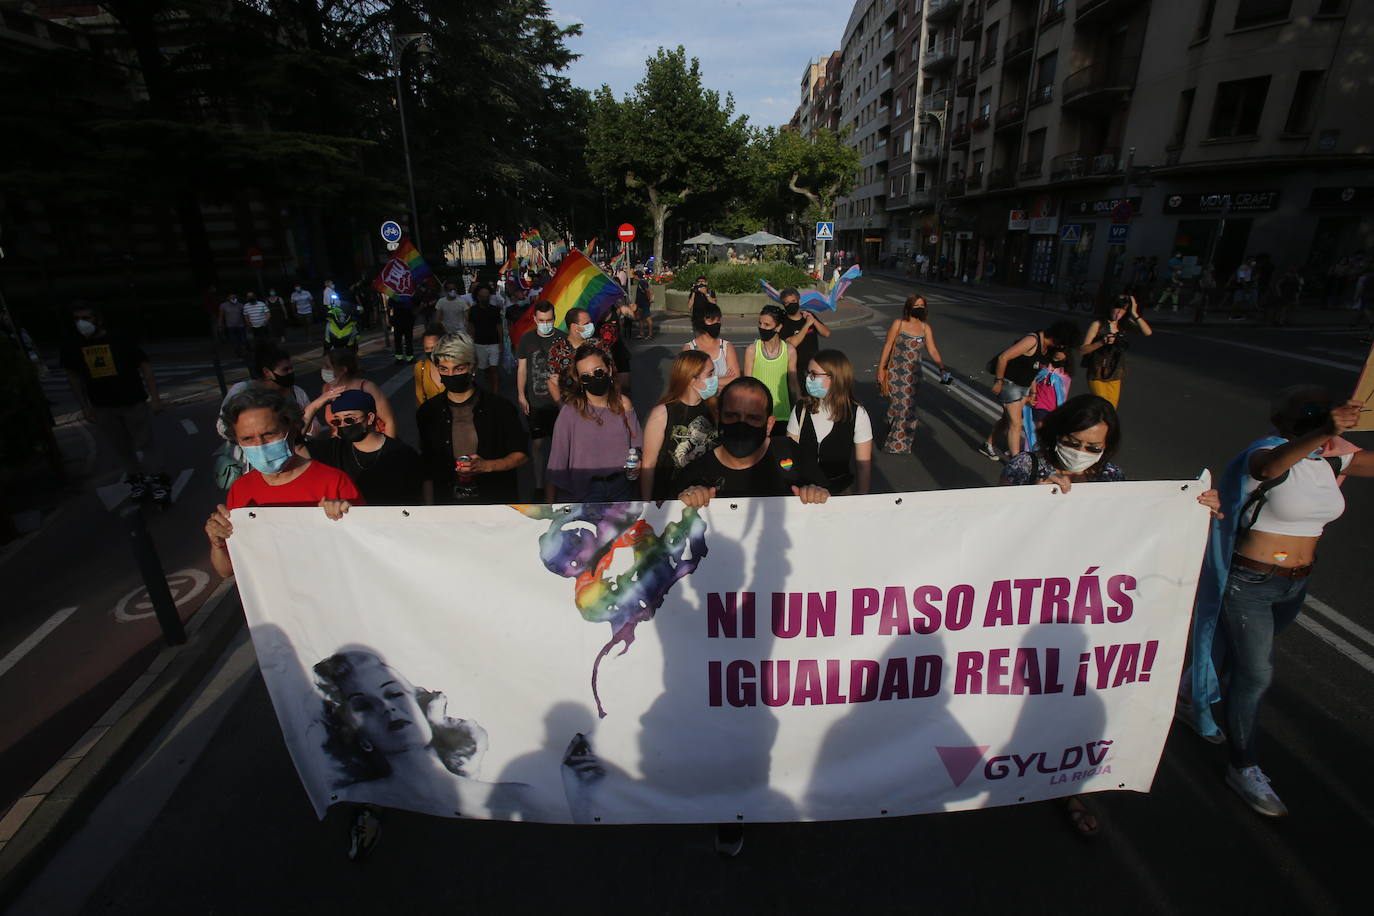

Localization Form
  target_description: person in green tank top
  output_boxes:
[743,304,798,431]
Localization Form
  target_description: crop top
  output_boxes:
[1242,453,1352,537]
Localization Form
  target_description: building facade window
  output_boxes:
[1208,75,1270,139]
[1284,70,1323,133]
[1233,0,1291,29]
[1195,0,1217,39]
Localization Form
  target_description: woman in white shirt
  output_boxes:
[787,349,872,494]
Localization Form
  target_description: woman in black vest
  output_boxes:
[787,349,873,494]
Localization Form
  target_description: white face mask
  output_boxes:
[536,321,555,335]
[76,319,97,338]
[579,323,595,338]
[320,368,337,384]
[1054,441,1100,474]
[446,290,457,299]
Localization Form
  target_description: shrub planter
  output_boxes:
[664,289,787,316]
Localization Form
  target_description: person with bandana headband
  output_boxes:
[675,377,829,509]
[641,350,719,502]
[305,347,396,439]
[877,295,947,454]
[743,305,798,432]
[416,333,528,505]
[545,345,642,503]
[682,300,739,387]
[1180,386,1370,818]
[516,301,567,495]
[306,389,422,506]
[205,385,360,578]
[998,393,1221,836]
[777,285,831,373]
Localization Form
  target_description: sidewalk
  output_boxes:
[655,297,878,335]
[868,269,1373,331]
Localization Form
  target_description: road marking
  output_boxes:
[180,419,198,436]
[114,568,210,622]
[921,362,1002,421]
[1305,595,1374,652]
[379,362,414,399]
[97,480,131,511]
[170,468,194,503]
[1296,615,1374,676]
[0,607,78,679]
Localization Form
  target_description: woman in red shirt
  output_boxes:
[205,386,359,578]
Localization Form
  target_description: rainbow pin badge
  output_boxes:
[779,457,794,471]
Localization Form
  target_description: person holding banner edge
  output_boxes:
[205,386,359,579]
[998,394,1222,835]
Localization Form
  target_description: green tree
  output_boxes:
[586,46,749,268]
[762,127,859,271]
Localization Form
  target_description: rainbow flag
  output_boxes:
[549,241,569,262]
[501,248,517,274]
[610,242,628,270]
[521,229,544,247]
[371,235,432,302]
[582,237,598,259]
[508,249,625,347]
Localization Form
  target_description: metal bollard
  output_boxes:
[123,506,187,645]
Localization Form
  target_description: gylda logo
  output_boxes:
[936,740,1114,788]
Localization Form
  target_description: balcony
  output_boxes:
[961,7,984,40]
[956,63,977,96]
[987,167,1015,190]
[980,48,998,71]
[950,123,971,148]
[922,88,953,112]
[926,0,960,23]
[946,176,967,197]
[1003,27,1034,68]
[1028,83,1055,108]
[1048,148,1121,182]
[1017,160,1044,180]
[971,114,990,133]
[1061,57,1139,110]
[914,143,943,163]
[1076,0,1146,26]
[994,99,1025,131]
[923,37,960,71]
[966,171,985,191]
[911,189,935,208]
[1040,0,1067,29]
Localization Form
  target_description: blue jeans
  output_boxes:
[1219,565,1309,768]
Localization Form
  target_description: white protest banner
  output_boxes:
[228,478,1210,825]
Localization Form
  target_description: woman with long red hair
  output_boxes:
[641,350,719,501]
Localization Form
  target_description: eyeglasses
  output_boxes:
[579,369,610,383]
[806,371,832,380]
[329,416,365,427]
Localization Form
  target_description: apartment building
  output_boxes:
[805,0,1374,292]
[791,54,839,137]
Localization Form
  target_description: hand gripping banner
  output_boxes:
[228,478,1211,824]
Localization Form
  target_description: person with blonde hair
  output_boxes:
[789,349,872,494]
[641,350,718,501]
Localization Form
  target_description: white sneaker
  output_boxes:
[1226,765,1288,817]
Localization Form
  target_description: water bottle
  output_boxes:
[939,370,954,385]
[624,447,641,481]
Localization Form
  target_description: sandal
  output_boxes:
[1063,795,1101,838]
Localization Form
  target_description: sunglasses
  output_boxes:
[329,416,366,427]
[579,369,610,384]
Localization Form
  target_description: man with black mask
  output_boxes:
[307,388,422,505]
[777,286,831,373]
[675,377,829,507]
[416,332,528,505]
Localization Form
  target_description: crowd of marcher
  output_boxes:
[180,272,1373,859]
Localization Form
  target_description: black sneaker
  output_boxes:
[148,473,172,505]
[977,442,1000,461]
[127,474,150,501]
[348,807,381,860]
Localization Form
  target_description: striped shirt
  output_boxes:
[241,300,271,327]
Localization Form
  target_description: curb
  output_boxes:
[655,301,880,335]
[0,578,246,907]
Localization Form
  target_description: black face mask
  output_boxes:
[910,308,928,321]
[337,421,370,443]
[784,302,800,315]
[270,371,296,389]
[442,373,473,394]
[705,324,722,339]
[757,327,778,341]
[719,420,767,458]
[582,376,612,397]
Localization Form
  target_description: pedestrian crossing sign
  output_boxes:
[816,221,835,241]
[1060,223,1082,243]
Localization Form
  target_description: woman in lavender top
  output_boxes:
[545,345,643,503]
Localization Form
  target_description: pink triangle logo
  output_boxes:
[936,745,989,788]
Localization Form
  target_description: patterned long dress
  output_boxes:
[882,331,925,454]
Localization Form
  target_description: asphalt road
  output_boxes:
[6,281,1374,913]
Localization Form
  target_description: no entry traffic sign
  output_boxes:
[618,223,636,243]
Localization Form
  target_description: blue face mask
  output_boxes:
[242,436,293,474]
[805,377,830,399]
[697,375,719,399]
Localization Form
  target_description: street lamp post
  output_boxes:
[392,32,430,252]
